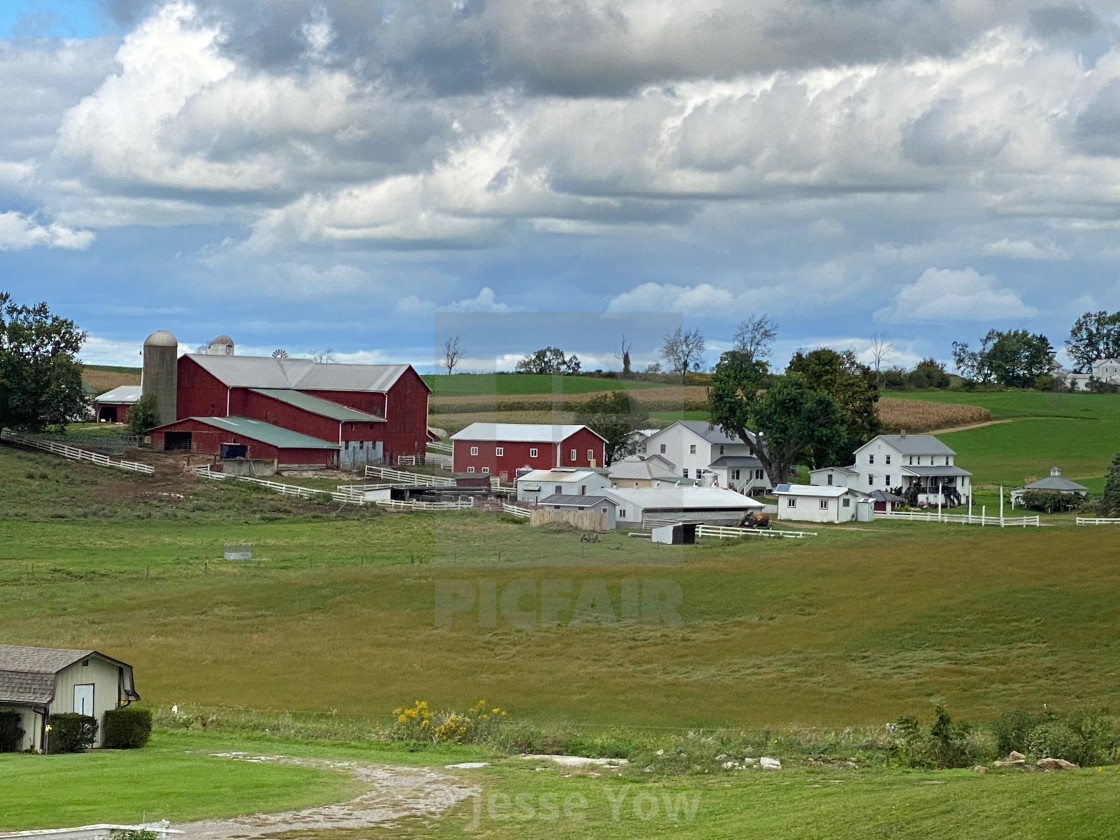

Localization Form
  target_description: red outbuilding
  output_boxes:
[149,416,342,468]
[450,423,607,481]
[93,386,141,424]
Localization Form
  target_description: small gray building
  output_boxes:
[0,645,140,752]
[1010,467,1089,508]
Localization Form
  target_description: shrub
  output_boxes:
[48,713,98,753]
[115,831,158,840]
[390,699,507,745]
[890,706,982,769]
[1019,489,1078,513]
[992,707,1048,755]
[103,706,152,749]
[0,709,24,752]
[1027,709,1116,766]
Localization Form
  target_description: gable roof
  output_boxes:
[659,420,757,446]
[185,354,425,393]
[163,416,340,450]
[517,469,605,484]
[775,484,851,498]
[539,493,619,507]
[249,389,385,422]
[605,486,764,510]
[94,385,142,404]
[609,455,679,481]
[0,645,138,705]
[451,423,606,444]
[862,434,955,456]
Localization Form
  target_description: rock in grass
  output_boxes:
[1037,757,1079,770]
[760,757,781,771]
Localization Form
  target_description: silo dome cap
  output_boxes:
[144,330,178,347]
[210,334,233,345]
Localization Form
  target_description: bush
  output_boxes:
[890,705,983,769]
[47,713,98,753]
[1027,709,1115,766]
[0,709,24,752]
[992,707,1048,755]
[1019,489,1078,513]
[390,699,507,745]
[103,706,152,749]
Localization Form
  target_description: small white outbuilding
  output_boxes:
[775,484,857,524]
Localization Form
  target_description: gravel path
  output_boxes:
[172,753,477,839]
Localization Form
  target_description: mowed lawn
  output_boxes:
[900,390,1120,490]
[3,444,1119,728]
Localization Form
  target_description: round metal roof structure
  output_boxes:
[144,329,178,347]
[210,334,234,346]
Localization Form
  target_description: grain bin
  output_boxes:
[142,329,178,426]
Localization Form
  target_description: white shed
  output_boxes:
[775,484,857,523]
[604,486,763,528]
[516,468,610,503]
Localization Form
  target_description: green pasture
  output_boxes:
[3,446,1119,729]
[424,373,665,398]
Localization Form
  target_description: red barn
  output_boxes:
[149,416,341,468]
[166,354,430,468]
[93,386,141,424]
[451,423,607,481]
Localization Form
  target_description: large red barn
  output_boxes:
[150,353,430,469]
[450,423,607,481]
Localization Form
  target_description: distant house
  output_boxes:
[608,454,680,488]
[536,493,619,530]
[1061,358,1120,391]
[775,484,857,523]
[604,486,764,528]
[94,385,142,424]
[642,420,770,494]
[810,433,971,507]
[516,468,611,503]
[0,644,140,753]
[1010,467,1089,508]
[451,423,607,481]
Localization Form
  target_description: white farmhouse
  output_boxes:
[775,484,858,523]
[1062,358,1120,391]
[516,468,610,503]
[810,433,971,507]
[642,420,771,494]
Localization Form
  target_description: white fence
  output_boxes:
[697,524,817,540]
[502,502,532,518]
[874,510,1040,527]
[1077,517,1120,525]
[428,440,452,454]
[192,465,364,504]
[365,465,455,487]
[376,497,476,512]
[2,430,154,475]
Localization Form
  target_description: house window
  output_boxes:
[868,454,875,464]
[755,469,764,481]
[885,475,891,486]
[570,448,576,460]
[587,449,594,460]
[482,467,490,474]
[619,509,627,518]
[720,445,724,455]
[885,455,891,464]
[470,446,478,456]
[689,444,697,455]
[660,444,667,454]
[842,497,851,507]
[868,475,874,485]
[555,485,563,494]
[945,456,950,466]
[917,456,922,465]
[683,468,689,478]
[580,485,586,494]
[827,474,833,485]
[467,466,475,473]
[529,447,538,458]
[909,456,914,465]
[732,469,741,480]
[495,446,504,456]
[819,499,829,510]
[787,498,797,507]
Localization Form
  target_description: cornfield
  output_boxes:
[877,398,990,432]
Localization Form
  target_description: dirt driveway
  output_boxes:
[174,753,477,839]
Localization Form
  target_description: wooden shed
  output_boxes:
[0,645,140,752]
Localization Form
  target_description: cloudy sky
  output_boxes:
[2,0,1119,373]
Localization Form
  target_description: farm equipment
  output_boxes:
[739,511,771,529]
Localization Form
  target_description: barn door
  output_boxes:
[74,684,94,716]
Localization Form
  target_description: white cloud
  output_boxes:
[396,286,519,318]
[0,211,94,251]
[874,267,1038,323]
[981,238,1070,260]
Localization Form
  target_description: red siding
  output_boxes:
[176,357,230,420]
[233,390,341,442]
[150,418,336,467]
[452,427,606,480]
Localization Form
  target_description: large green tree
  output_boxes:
[953,329,1054,388]
[574,391,650,466]
[515,346,580,375]
[1067,310,1120,373]
[708,350,846,486]
[0,293,86,436]
[1101,452,1120,518]
[786,347,882,468]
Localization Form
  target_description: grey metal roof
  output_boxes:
[452,423,605,443]
[0,645,136,705]
[1020,472,1088,492]
[609,456,678,480]
[186,354,423,393]
[517,469,603,483]
[184,417,340,449]
[676,420,757,446]
[539,493,619,507]
[870,434,955,456]
[775,484,850,498]
[708,455,763,468]
[94,385,142,404]
[250,389,385,422]
[605,486,763,510]
[900,465,972,477]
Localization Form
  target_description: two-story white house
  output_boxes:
[810,432,971,507]
[642,420,771,495]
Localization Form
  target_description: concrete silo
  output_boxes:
[206,334,234,355]
[142,330,179,427]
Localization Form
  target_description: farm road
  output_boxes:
[174,753,476,838]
